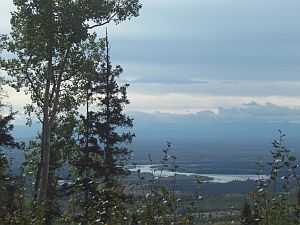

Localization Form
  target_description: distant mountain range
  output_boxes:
[130,106,300,142]
[12,103,300,156]
[8,104,300,175]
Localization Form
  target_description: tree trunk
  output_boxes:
[36,0,54,208]
[38,49,53,205]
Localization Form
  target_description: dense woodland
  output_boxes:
[1,1,300,224]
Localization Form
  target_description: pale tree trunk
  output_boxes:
[38,48,53,204]
[37,0,54,207]
[37,41,71,206]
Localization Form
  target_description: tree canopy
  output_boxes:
[1,0,141,220]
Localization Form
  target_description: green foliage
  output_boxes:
[0,0,141,214]
[131,142,194,225]
[248,130,300,225]
[59,33,134,224]
[1,0,141,221]
[4,3,300,224]
[0,80,30,224]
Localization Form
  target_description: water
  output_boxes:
[129,164,268,184]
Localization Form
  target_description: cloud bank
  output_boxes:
[129,102,300,123]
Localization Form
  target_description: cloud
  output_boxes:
[128,102,300,144]
[2,0,300,120]
[105,0,300,82]
[127,76,209,84]
[217,102,300,122]
[126,92,300,115]
[129,101,300,124]
[126,80,300,97]
[3,0,300,83]
[243,101,258,106]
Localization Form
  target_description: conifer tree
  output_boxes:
[65,32,134,224]
[0,81,19,222]
[94,30,134,224]
[1,0,141,219]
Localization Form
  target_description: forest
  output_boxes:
[1,0,300,224]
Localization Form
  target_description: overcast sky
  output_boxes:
[1,0,300,116]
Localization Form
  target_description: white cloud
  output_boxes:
[129,101,300,124]
[127,92,300,114]
[2,85,31,124]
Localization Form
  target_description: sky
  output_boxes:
[1,0,300,119]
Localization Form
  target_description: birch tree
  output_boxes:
[1,0,141,217]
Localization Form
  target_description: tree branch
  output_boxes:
[50,42,72,125]
[87,13,117,30]
[23,55,44,104]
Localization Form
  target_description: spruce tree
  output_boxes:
[94,31,134,224]
[0,82,19,222]
[66,32,134,224]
